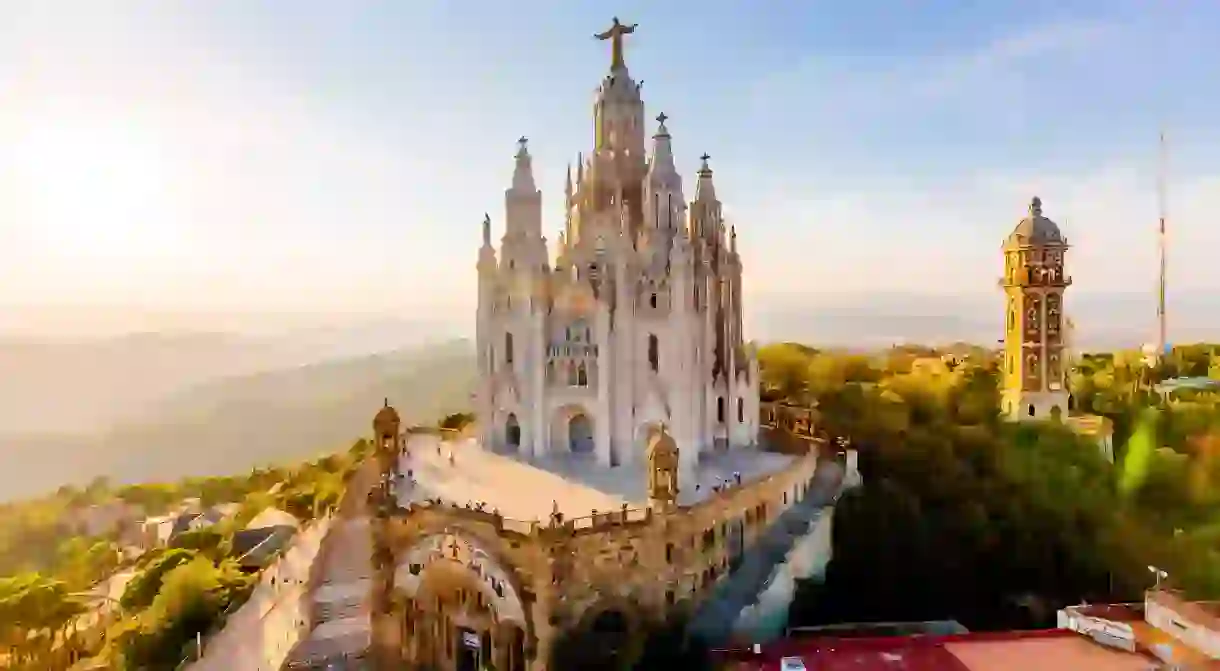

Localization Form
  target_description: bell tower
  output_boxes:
[1000,196,1071,422]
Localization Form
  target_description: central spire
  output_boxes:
[594,17,637,71]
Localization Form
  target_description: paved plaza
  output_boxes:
[398,433,798,519]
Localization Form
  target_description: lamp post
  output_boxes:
[1148,565,1169,590]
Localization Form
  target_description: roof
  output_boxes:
[245,506,299,530]
[1005,197,1065,248]
[718,629,1156,671]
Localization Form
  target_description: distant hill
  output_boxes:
[0,339,476,502]
[749,290,1220,351]
[0,318,464,436]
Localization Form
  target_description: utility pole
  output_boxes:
[1156,131,1169,363]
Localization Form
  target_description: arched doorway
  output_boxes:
[569,413,594,454]
[395,534,529,671]
[551,608,635,671]
[505,413,521,451]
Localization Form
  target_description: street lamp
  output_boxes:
[1148,565,1169,590]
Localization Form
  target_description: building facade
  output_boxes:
[475,19,760,478]
[1000,196,1072,421]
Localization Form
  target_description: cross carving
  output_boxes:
[449,539,461,559]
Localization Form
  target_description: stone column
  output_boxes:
[531,307,548,459]
[595,301,613,468]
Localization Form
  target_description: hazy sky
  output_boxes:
[1,1,1218,335]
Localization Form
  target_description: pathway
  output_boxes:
[282,459,380,669]
[688,460,846,645]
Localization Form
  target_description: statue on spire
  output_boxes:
[595,17,637,70]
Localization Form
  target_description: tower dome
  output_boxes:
[1006,196,1064,247]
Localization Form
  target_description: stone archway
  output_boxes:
[394,532,529,671]
[551,404,596,456]
[569,414,594,453]
[551,602,642,671]
[505,413,521,451]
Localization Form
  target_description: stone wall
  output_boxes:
[384,446,821,670]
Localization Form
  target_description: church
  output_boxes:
[474,19,761,479]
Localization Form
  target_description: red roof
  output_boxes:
[714,629,1154,671]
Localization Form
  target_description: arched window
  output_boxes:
[737,398,745,423]
[650,293,658,309]
[505,332,514,365]
[717,397,726,423]
[648,334,659,372]
[577,362,588,387]
[1027,404,1036,417]
[567,362,578,386]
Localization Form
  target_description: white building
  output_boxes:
[475,19,760,487]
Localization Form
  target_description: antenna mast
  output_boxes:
[1157,131,1168,360]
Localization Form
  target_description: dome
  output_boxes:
[1006,196,1064,247]
[373,400,400,431]
[647,425,677,460]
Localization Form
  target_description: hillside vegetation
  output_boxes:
[761,342,1220,632]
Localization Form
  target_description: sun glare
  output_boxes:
[14,121,176,257]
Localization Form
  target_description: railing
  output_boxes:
[399,498,655,536]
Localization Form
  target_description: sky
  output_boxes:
[1,1,1218,336]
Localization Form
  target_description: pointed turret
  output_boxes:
[695,153,717,202]
[648,113,679,185]
[730,225,737,254]
[565,163,573,200]
[511,137,537,193]
[482,213,492,247]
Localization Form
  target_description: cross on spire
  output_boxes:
[700,153,711,162]
[656,112,668,125]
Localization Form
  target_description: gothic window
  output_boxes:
[585,326,591,341]
[1027,404,1036,417]
[648,334,659,372]
[717,397,726,423]
[505,333,514,366]
[650,293,658,309]
[577,362,588,387]
[567,362,577,386]
[738,398,745,423]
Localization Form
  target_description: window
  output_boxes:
[567,362,578,386]
[1027,404,1036,417]
[505,333,514,365]
[737,398,744,423]
[648,334,659,372]
[577,362,588,387]
[717,397,726,423]
[650,293,657,308]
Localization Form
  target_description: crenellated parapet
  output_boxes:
[383,444,820,670]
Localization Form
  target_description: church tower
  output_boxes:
[1000,196,1072,421]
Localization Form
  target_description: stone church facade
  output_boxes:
[475,18,761,482]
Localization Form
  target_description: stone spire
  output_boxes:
[482,213,492,247]
[648,113,677,178]
[511,136,537,193]
[730,225,737,254]
[695,153,717,202]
